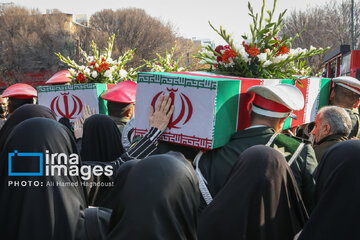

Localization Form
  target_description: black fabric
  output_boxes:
[0,118,86,240]
[298,140,360,240]
[81,114,125,162]
[82,160,139,208]
[107,152,200,240]
[198,145,308,240]
[0,104,56,153]
[59,117,74,134]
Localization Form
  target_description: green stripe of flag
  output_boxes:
[212,80,241,148]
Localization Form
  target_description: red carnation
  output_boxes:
[76,72,86,83]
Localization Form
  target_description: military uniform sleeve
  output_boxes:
[299,143,318,213]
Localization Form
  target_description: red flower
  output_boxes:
[217,56,222,63]
[224,45,231,49]
[95,67,102,73]
[215,45,225,55]
[76,72,86,83]
[222,49,237,63]
[247,47,260,57]
[100,62,110,71]
[277,45,290,56]
[242,42,250,51]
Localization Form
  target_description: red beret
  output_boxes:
[101,81,137,103]
[46,70,71,85]
[2,83,37,99]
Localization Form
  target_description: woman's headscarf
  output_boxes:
[0,118,86,240]
[298,140,360,240]
[0,104,56,153]
[198,145,308,240]
[107,152,200,240]
[81,114,125,162]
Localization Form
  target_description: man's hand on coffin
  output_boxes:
[149,94,174,132]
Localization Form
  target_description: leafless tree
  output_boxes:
[280,0,360,74]
[90,8,198,69]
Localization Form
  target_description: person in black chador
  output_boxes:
[298,140,360,240]
[80,114,125,163]
[107,152,200,240]
[198,145,308,240]
[0,104,56,154]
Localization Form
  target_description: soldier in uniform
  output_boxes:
[100,81,136,133]
[196,84,318,213]
[329,76,360,138]
[1,83,37,115]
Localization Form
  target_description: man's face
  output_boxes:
[312,112,330,144]
[0,96,7,114]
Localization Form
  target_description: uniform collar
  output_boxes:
[231,126,275,139]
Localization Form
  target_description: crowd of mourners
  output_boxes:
[0,76,359,240]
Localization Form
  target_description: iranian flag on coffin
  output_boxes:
[134,72,331,150]
[37,83,113,121]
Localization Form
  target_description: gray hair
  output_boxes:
[318,106,352,137]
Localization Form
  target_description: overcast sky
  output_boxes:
[10,0,332,44]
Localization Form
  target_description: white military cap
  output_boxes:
[247,84,304,119]
[333,76,360,95]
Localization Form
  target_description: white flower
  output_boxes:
[107,58,114,64]
[95,63,99,68]
[258,53,267,63]
[91,71,98,78]
[79,66,85,71]
[104,70,112,78]
[84,67,90,75]
[263,60,272,67]
[154,65,165,72]
[178,67,184,72]
[119,69,128,78]
[310,45,316,51]
[271,54,288,64]
[87,56,94,62]
[69,68,76,76]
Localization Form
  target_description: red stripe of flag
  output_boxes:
[237,79,263,130]
[291,79,309,128]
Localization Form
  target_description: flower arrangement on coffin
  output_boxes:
[194,0,329,82]
[144,43,190,72]
[56,35,139,84]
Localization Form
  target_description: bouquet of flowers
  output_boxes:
[56,35,139,84]
[194,0,329,80]
[144,44,190,72]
